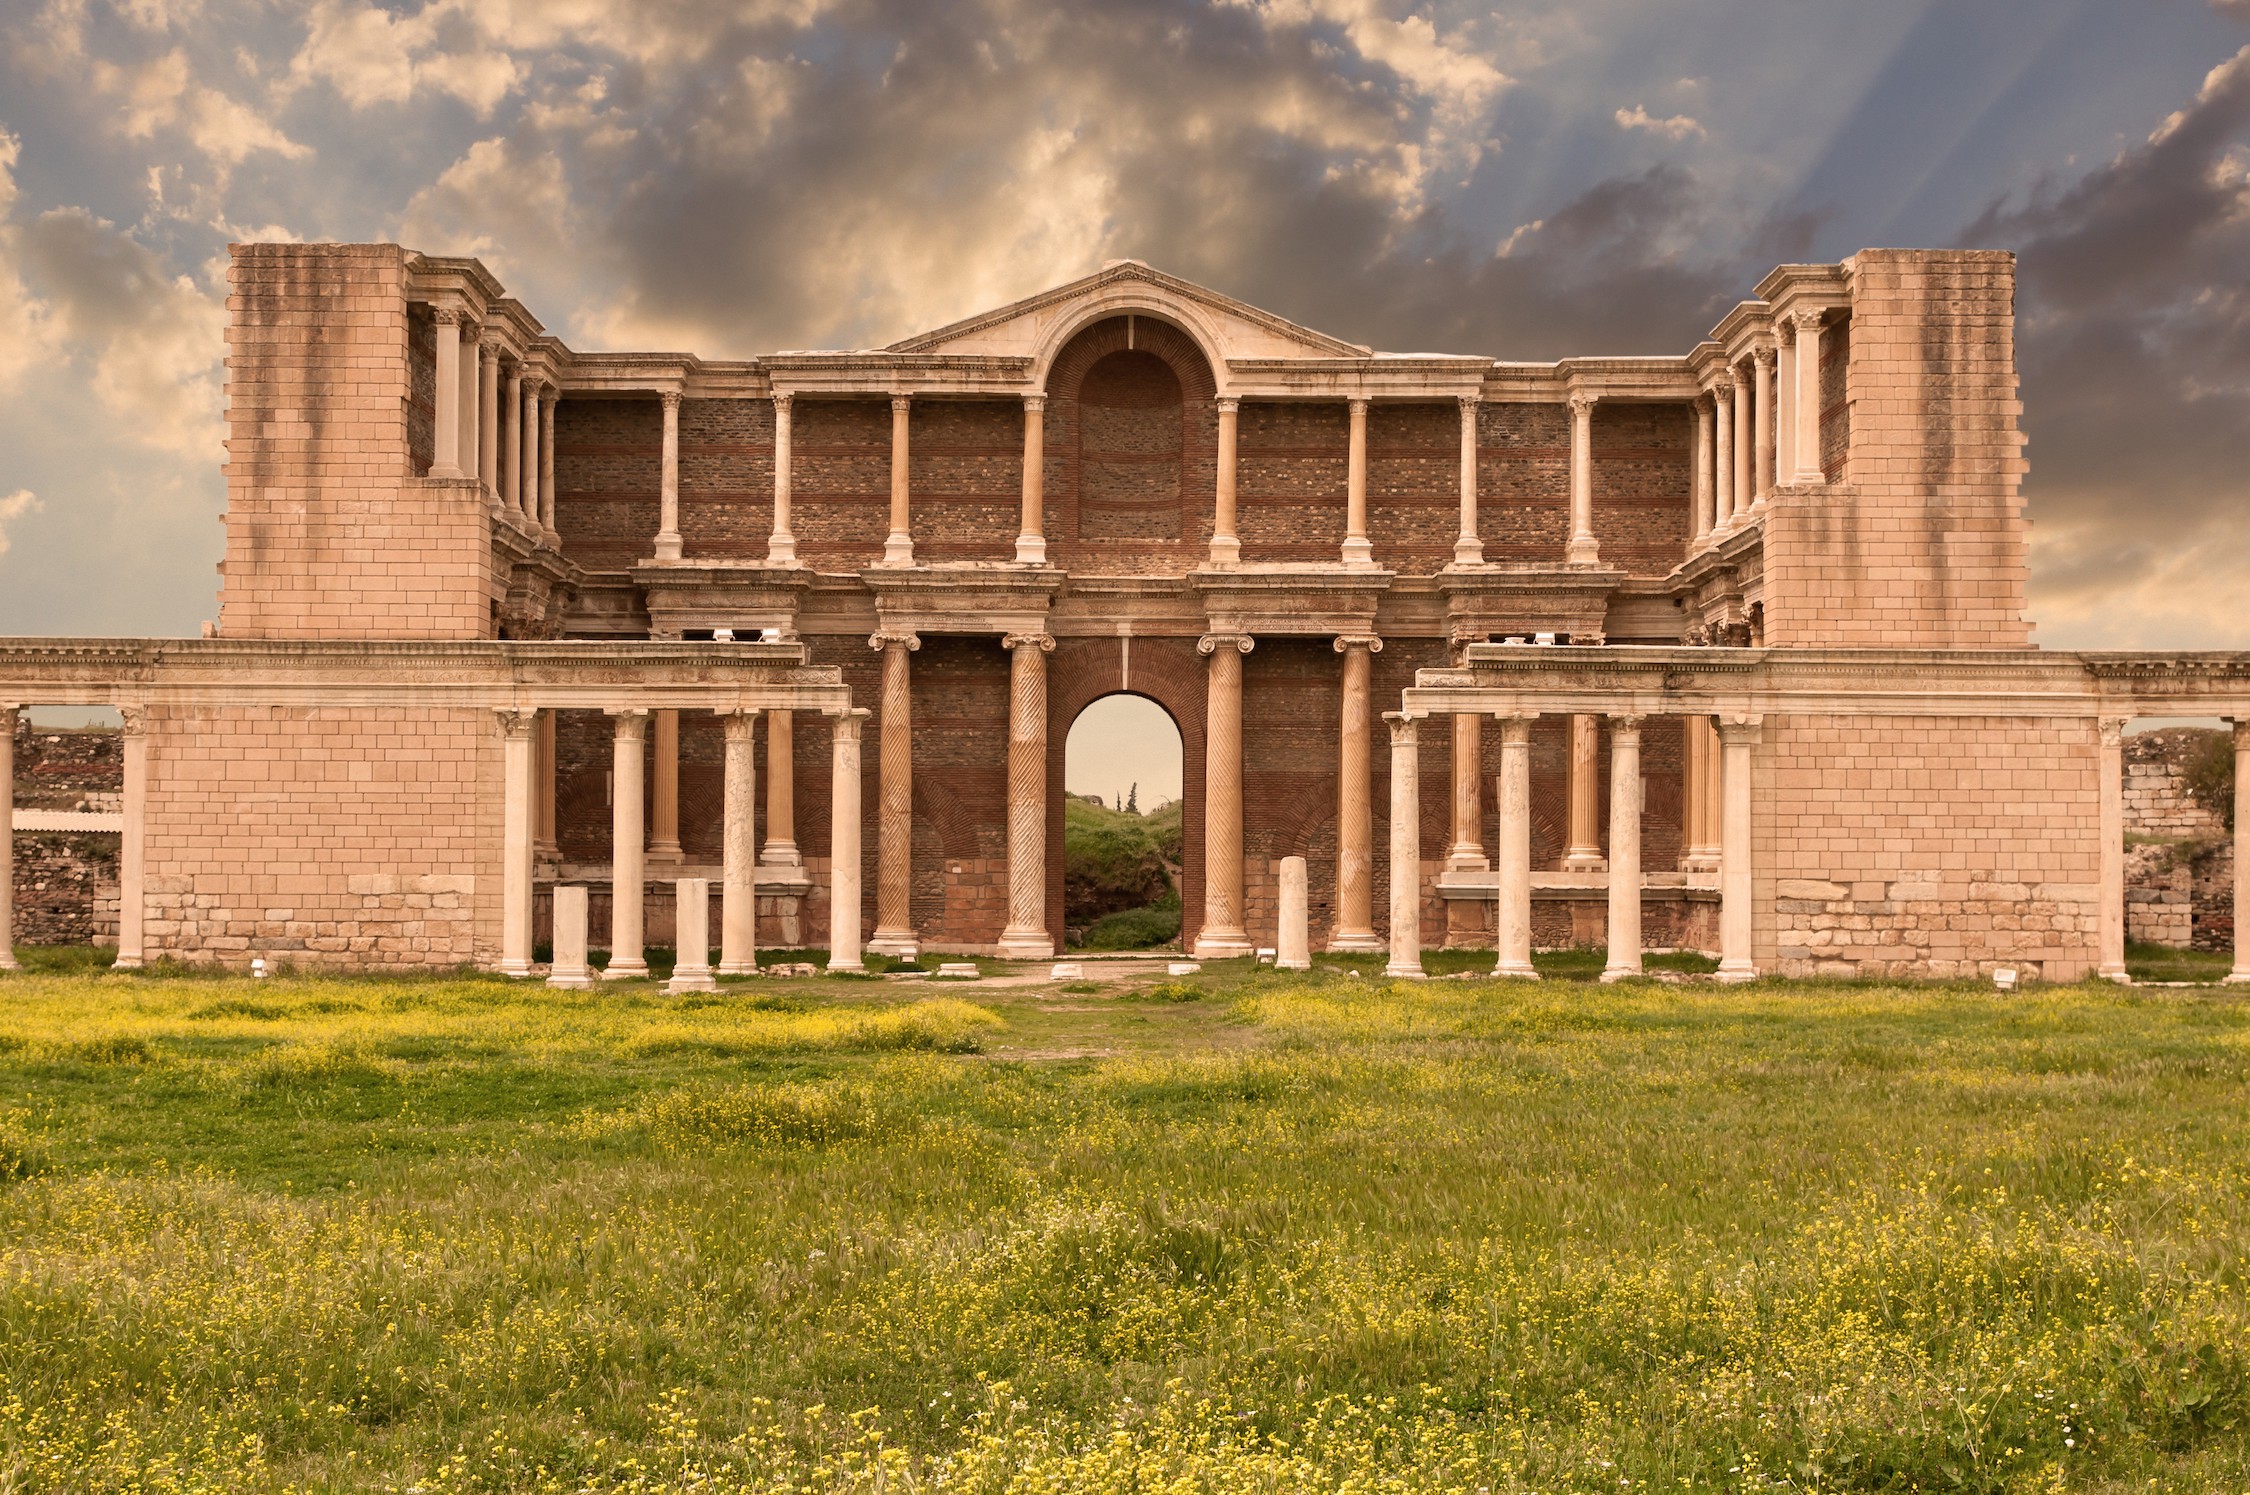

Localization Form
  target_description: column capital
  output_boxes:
[1332,633,1383,654]
[118,704,150,737]
[2098,715,2129,748]
[1716,714,1763,744]
[828,705,871,734]
[891,393,913,414]
[538,382,558,409]
[1567,392,1596,418]
[606,707,650,734]
[1457,393,1481,413]
[1198,633,1254,656]
[1022,393,1045,414]
[1790,307,1826,336]
[1694,389,1715,415]
[1495,713,1536,745]
[479,330,506,354]
[720,708,761,739]
[1384,711,1418,744]
[659,388,682,412]
[1727,363,1749,392]
[1607,712,1645,736]
[1752,344,1777,372]
[1002,631,1055,653]
[1215,395,1240,414]
[869,630,921,652]
[771,389,793,413]
[1347,394,1371,413]
[431,304,463,327]
[494,707,538,738]
[1711,378,1734,407]
[2235,717,2250,746]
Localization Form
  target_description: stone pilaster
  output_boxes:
[1494,714,1538,978]
[1210,397,1241,566]
[1600,714,1643,982]
[605,709,649,979]
[1193,633,1254,957]
[769,392,797,564]
[430,308,465,478]
[1329,634,1382,950]
[654,390,683,561]
[997,632,1056,958]
[2098,715,2128,982]
[1562,713,1605,871]
[1342,396,1374,568]
[883,394,914,566]
[1566,393,1599,565]
[1015,395,1046,565]
[0,704,15,970]
[1712,379,1735,531]
[648,709,682,864]
[721,710,758,976]
[1716,716,1759,982]
[115,705,148,969]
[827,708,869,972]
[762,709,799,867]
[1447,711,1486,871]
[497,707,537,977]
[1384,712,1424,978]
[868,632,919,957]
[1453,395,1483,565]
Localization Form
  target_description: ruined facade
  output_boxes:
[1,243,2246,981]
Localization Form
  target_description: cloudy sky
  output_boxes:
[2,0,2248,650]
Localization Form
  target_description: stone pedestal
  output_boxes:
[668,878,717,992]
[1276,855,1310,970]
[548,885,592,989]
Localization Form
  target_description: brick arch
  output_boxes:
[1046,636,1209,949]
[1044,316,1218,575]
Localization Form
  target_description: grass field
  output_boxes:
[2,953,2248,1492]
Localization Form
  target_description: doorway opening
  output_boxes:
[1062,693,1184,949]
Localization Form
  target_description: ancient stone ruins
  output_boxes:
[1,244,2245,983]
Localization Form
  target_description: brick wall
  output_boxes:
[555,398,662,575]
[1045,317,1218,572]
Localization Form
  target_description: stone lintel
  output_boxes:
[1193,565,1392,638]
[633,560,816,639]
[862,563,1065,639]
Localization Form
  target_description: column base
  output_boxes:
[1714,960,1757,983]
[646,844,683,866]
[1678,854,1721,874]
[2226,970,2250,985]
[1192,929,1254,959]
[603,958,649,980]
[716,959,759,977]
[1445,850,1490,873]
[1451,537,1484,566]
[667,966,718,994]
[1566,537,1601,566]
[1560,852,1607,872]
[827,955,867,974]
[1790,469,1825,487]
[547,968,593,990]
[429,462,466,480]
[866,930,919,960]
[1013,534,1047,565]
[1598,963,1641,983]
[995,931,1055,960]
[499,958,534,978]
[653,533,684,562]
[1492,957,1539,979]
[1383,956,1426,979]
[1207,536,1241,567]
[1326,931,1383,953]
[112,955,144,971]
[761,842,803,868]
[2097,964,2130,984]
[0,955,19,972]
[1340,537,1375,568]
[767,534,798,564]
[880,534,915,566]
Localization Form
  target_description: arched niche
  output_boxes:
[1043,315,1217,573]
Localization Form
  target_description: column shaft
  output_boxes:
[1015,396,1047,565]
[502,365,523,513]
[997,633,1055,958]
[827,710,868,972]
[1566,394,1599,564]
[668,878,716,992]
[1210,398,1241,566]
[1692,396,1714,543]
[769,392,797,563]
[534,709,558,862]
[649,709,681,863]
[1700,716,1724,862]
[1793,310,1826,483]
[1447,712,1487,870]
[1193,635,1254,956]
[538,389,558,539]
[1775,336,1795,483]
[763,709,799,865]
[459,334,480,482]
[655,390,683,560]
[1600,716,1643,981]
[548,885,591,988]
[1716,718,1758,981]
[1712,383,1735,530]
[606,711,649,979]
[0,706,15,969]
[1494,716,1537,978]
[869,634,919,956]
[1342,397,1374,567]
[499,710,535,976]
[883,395,914,565]
[2098,716,2128,981]
[519,375,540,520]
[1729,367,1751,526]
[2230,720,2249,984]
[1454,395,1483,564]
[1385,713,1423,978]
[478,341,502,496]
[431,312,464,477]
[721,711,759,975]
[1752,347,1776,510]
[1562,714,1605,870]
[1329,637,1380,950]
[116,708,148,969]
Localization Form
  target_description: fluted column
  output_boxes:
[1210,397,1241,566]
[763,710,799,866]
[1712,380,1735,532]
[1692,394,1715,545]
[1792,310,1826,484]
[1342,396,1374,568]
[534,709,558,864]
[1716,716,1759,982]
[1562,714,1605,871]
[1729,365,1751,528]
[0,704,16,970]
[605,709,649,979]
[2230,720,2249,984]
[431,309,465,477]
[1453,395,1483,565]
[2098,716,2128,982]
[997,632,1056,958]
[1330,634,1382,951]
[883,394,914,566]
[654,390,683,560]
[1015,395,1046,565]
[1193,633,1254,957]
[648,709,681,864]
[1385,713,1423,978]
[1447,711,1486,871]
[827,709,869,972]
[502,363,523,514]
[498,709,536,977]
[478,335,502,497]
[1600,714,1643,982]
[538,386,559,542]
[1494,715,1537,979]
[720,710,759,976]
[769,392,797,564]
[1566,393,1599,565]
[1752,346,1776,513]
[868,632,920,957]
[519,374,541,521]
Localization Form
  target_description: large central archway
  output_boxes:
[1060,693,1184,949]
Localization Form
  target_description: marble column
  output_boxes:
[1792,310,1826,484]
[2098,716,2128,982]
[502,363,523,514]
[115,706,148,970]
[827,708,869,973]
[1712,380,1735,532]
[0,704,15,970]
[459,330,481,483]
[1699,716,1724,867]
[1342,396,1374,568]
[1385,713,1424,978]
[538,386,559,542]
[1276,855,1310,970]
[769,392,797,564]
[498,709,536,976]
[1454,394,1483,565]
[1775,333,1795,484]
[868,632,920,957]
[762,710,799,867]
[534,710,558,865]
[519,374,540,522]
[1493,715,1538,978]
[997,632,1056,958]
[478,336,503,497]
[648,709,682,864]
[1210,397,1241,566]
[1566,393,1599,565]
[1193,633,1255,957]
[2230,720,2249,984]
[1447,711,1487,871]
[1716,717,1759,982]
[1729,365,1752,528]
[1330,634,1382,951]
[654,390,683,561]
[1752,346,1776,512]
[548,885,592,989]
[1016,395,1046,565]
[1600,714,1643,982]
[431,309,465,477]
[883,394,915,566]
[605,710,649,979]
[1692,394,1715,545]
[668,878,717,993]
[1562,714,1606,871]
[720,710,758,976]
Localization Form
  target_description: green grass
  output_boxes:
[2126,940,2235,984]
[1,957,2248,1491]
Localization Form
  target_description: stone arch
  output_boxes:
[1029,290,1230,395]
[1043,316,1218,573]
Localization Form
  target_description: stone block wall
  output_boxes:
[1754,714,2099,979]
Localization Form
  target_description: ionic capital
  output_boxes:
[494,708,539,739]
[1197,633,1254,656]
[1022,394,1045,415]
[1333,633,1383,655]
[2098,716,2129,749]
[1002,632,1055,653]
[869,631,921,653]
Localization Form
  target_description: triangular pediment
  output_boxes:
[883,261,1372,363]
